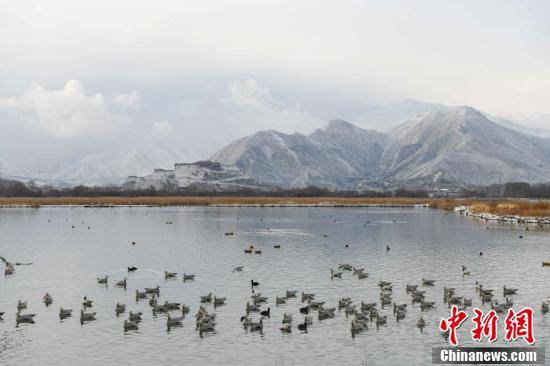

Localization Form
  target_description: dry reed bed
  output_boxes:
[1,197,549,217]
[0,196,431,207]
[467,201,550,217]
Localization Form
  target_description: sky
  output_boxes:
[0,0,549,181]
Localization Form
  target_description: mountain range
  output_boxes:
[2,100,549,188]
[211,106,550,189]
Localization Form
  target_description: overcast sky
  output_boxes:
[1,0,549,178]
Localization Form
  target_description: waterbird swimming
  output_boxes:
[241,315,253,327]
[183,273,195,281]
[167,314,184,328]
[164,271,177,279]
[80,310,96,323]
[249,318,263,332]
[135,290,147,301]
[280,323,291,333]
[331,269,343,279]
[16,312,36,324]
[116,302,126,316]
[301,292,314,302]
[43,293,53,306]
[116,278,127,289]
[128,311,142,322]
[417,316,426,330]
[145,286,160,295]
[200,293,213,303]
[282,313,292,324]
[246,302,260,313]
[503,286,518,296]
[124,320,139,331]
[422,278,435,286]
[213,296,226,307]
[59,307,72,319]
[82,297,93,308]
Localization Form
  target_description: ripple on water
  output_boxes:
[0,206,549,365]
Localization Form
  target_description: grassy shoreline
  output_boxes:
[0,196,431,207]
[0,196,549,217]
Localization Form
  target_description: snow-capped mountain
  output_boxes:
[3,98,549,189]
[1,144,198,186]
[355,99,550,138]
[210,119,388,188]
[52,145,190,185]
[212,106,550,188]
[354,99,450,131]
[380,107,550,186]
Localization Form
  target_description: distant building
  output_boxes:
[486,184,505,198]
[428,187,462,198]
[124,160,264,192]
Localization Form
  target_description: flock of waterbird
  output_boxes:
[2,211,550,342]
[4,255,549,340]
[3,270,222,335]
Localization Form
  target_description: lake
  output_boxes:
[1,206,549,365]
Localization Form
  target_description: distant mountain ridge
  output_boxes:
[211,119,389,188]
[3,99,549,188]
[212,106,550,188]
[355,99,550,137]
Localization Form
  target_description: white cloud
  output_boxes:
[227,79,280,111]
[0,98,18,108]
[152,120,172,135]
[3,80,129,138]
[113,91,140,108]
[224,79,324,134]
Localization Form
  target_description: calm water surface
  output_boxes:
[0,206,549,365]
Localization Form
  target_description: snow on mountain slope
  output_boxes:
[213,106,550,188]
[37,144,196,186]
[380,106,550,186]
[211,120,388,188]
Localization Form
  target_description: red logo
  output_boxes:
[471,308,499,342]
[504,308,535,344]
[440,306,535,346]
[439,305,468,346]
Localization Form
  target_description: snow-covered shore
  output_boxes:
[454,205,550,225]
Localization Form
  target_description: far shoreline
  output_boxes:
[0,196,432,208]
[0,196,549,218]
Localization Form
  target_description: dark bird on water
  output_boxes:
[297,320,308,332]
[251,280,259,288]
[260,308,270,317]
[386,244,390,251]
[128,266,138,272]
